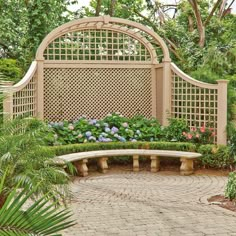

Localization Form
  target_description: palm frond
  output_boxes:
[0,185,76,235]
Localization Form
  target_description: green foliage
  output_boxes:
[46,113,217,146]
[0,172,75,235]
[0,59,23,83]
[225,172,236,200]
[50,141,196,156]
[0,117,71,204]
[197,144,233,169]
[0,0,78,68]
[162,118,188,142]
[47,113,163,145]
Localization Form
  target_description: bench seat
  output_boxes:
[56,149,201,176]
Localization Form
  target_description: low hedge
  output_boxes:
[197,144,234,169]
[49,141,197,156]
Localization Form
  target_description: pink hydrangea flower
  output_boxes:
[68,124,74,130]
[187,133,192,139]
[122,122,129,128]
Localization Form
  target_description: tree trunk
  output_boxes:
[109,0,117,17]
[188,0,205,47]
[219,0,227,18]
[204,0,222,26]
[188,15,194,32]
[95,0,102,16]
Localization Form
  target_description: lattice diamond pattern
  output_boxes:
[43,29,152,61]
[44,68,152,121]
[12,75,36,118]
[171,72,218,141]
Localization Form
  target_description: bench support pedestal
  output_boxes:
[98,157,108,173]
[74,159,88,177]
[150,155,160,172]
[180,158,194,175]
[133,155,139,172]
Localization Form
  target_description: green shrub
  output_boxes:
[162,118,188,142]
[0,59,23,83]
[197,144,234,169]
[0,117,71,204]
[225,172,236,200]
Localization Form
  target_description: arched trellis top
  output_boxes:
[36,16,171,63]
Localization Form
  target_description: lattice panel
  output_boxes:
[44,29,152,61]
[44,68,152,121]
[171,72,218,141]
[13,75,37,118]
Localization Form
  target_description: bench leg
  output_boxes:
[180,158,194,175]
[133,155,139,172]
[97,157,108,174]
[150,155,160,172]
[74,159,88,177]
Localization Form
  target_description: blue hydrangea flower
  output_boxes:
[88,136,96,141]
[119,137,126,142]
[85,131,92,137]
[89,119,97,125]
[101,132,108,137]
[111,126,119,133]
[105,127,111,133]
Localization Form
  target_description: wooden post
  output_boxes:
[36,57,44,120]
[162,60,172,126]
[217,80,229,145]
[2,81,14,120]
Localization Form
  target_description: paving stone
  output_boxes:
[60,170,236,236]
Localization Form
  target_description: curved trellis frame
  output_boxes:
[36,16,170,62]
[2,16,228,144]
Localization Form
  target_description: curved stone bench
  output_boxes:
[56,149,201,176]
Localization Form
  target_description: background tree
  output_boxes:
[0,0,78,73]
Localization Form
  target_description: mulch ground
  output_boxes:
[208,195,236,212]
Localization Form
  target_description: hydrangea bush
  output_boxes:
[45,113,215,146]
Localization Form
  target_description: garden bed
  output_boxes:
[208,195,236,212]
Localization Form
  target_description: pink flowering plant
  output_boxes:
[182,125,215,144]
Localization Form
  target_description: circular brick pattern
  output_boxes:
[63,171,236,236]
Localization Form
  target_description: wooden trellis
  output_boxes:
[2,16,228,144]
